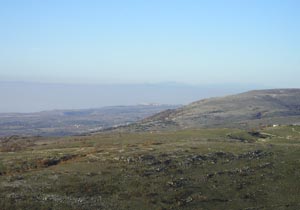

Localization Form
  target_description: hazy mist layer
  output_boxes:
[0,81,267,113]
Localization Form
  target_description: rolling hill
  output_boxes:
[123,89,300,131]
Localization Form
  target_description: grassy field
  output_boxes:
[0,126,300,210]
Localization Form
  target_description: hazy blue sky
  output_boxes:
[0,0,299,87]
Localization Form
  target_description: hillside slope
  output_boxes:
[125,89,300,131]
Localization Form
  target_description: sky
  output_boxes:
[0,0,299,87]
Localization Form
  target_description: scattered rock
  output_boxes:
[167,178,187,188]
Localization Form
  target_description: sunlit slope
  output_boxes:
[125,89,300,131]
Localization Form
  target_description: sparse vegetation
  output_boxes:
[124,89,300,132]
[1,126,300,209]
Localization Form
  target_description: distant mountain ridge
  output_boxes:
[122,89,300,131]
[0,81,266,113]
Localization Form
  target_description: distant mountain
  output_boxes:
[0,104,179,136]
[0,81,266,113]
[122,89,300,131]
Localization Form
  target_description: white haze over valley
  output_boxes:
[0,81,268,113]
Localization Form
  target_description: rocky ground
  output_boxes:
[0,126,300,209]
